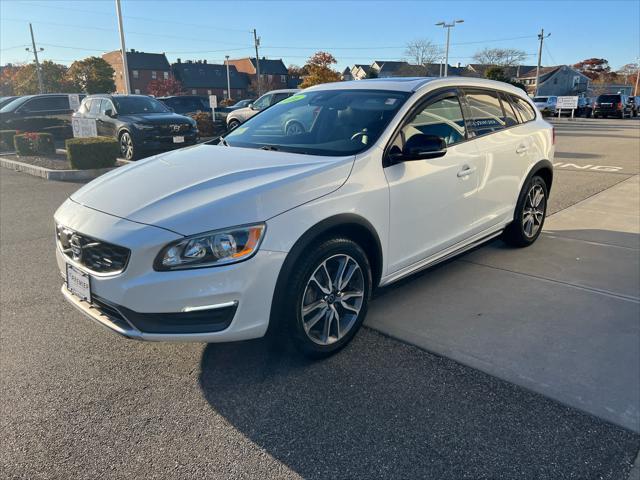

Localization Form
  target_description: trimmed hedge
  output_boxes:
[0,130,17,151]
[65,136,119,170]
[14,132,55,156]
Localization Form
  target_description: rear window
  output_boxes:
[509,94,537,122]
[597,95,621,103]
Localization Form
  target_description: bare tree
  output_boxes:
[404,39,442,65]
[472,48,528,66]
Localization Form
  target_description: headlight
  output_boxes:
[154,223,266,271]
[133,123,155,130]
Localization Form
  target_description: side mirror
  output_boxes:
[104,109,116,118]
[248,103,255,110]
[403,134,447,161]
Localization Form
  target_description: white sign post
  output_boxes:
[72,117,97,138]
[68,94,81,111]
[556,96,579,119]
[209,94,218,122]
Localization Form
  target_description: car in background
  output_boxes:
[532,96,557,116]
[0,93,85,139]
[592,94,633,118]
[0,96,20,109]
[55,77,554,357]
[73,94,198,160]
[576,97,592,117]
[226,89,299,129]
[227,98,255,111]
[626,96,638,117]
[157,95,211,115]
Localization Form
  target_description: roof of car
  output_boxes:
[303,77,531,96]
[263,89,300,94]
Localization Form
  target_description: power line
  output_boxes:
[0,44,30,51]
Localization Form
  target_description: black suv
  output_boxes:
[592,94,633,119]
[0,93,85,139]
[73,94,198,160]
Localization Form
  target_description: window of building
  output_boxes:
[163,71,169,80]
[134,88,140,94]
[268,74,273,82]
[192,89,197,95]
[281,75,287,83]
[208,90,212,95]
[152,71,157,79]
[132,70,139,79]
[464,89,507,136]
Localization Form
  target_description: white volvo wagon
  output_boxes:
[55,78,554,356]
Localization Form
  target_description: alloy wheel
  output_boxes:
[522,184,545,238]
[120,133,133,160]
[285,122,304,136]
[300,254,365,346]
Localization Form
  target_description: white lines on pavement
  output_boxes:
[553,162,624,172]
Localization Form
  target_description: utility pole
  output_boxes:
[115,0,131,94]
[534,28,550,97]
[26,23,44,93]
[253,28,261,96]
[435,19,464,77]
[225,55,231,100]
[635,57,640,96]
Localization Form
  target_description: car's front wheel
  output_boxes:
[227,119,241,130]
[502,175,548,247]
[119,131,136,160]
[283,238,372,357]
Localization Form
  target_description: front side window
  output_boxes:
[464,90,507,136]
[392,95,467,151]
[251,94,272,110]
[224,89,409,157]
[99,99,114,115]
[112,96,170,114]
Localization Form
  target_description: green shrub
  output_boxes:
[14,132,55,156]
[65,136,119,170]
[0,130,17,151]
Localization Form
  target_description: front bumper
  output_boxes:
[55,200,287,342]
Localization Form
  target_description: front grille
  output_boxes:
[158,123,191,135]
[56,225,130,274]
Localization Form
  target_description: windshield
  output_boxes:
[0,95,32,113]
[224,89,410,156]
[532,97,548,103]
[113,96,170,115]
[597,95,620,102]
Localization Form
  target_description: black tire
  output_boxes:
[285,121,305,136]
[227,119,241,130]
[502,175,548,248]
[119,131,138,160]
[280,237,372,358]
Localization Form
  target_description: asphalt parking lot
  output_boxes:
[1,118,639,479]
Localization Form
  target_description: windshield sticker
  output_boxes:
[279,94,306,104]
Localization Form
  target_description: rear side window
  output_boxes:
[498,92,519,127]
[22,96,70,112]
[464,90,506,135]
[509,94,536,122]
[272,92,293,104]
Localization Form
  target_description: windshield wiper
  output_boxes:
[260,145,280,151]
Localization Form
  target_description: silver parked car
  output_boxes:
[226,89,299,129]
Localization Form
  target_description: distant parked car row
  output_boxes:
[532,94,638,119]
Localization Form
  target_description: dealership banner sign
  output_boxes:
[72,117,97,138]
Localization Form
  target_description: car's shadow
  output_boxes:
[198,279,639,479]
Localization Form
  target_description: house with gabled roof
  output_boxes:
[102,49,172,94]
[516,65,590,96]
[227,57,290,92]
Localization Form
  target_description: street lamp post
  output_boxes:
[435,19,463,77]
[225,55,231,101]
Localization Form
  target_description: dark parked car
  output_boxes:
[74,94,198,160]
[0,93,85,139]
[156,95,211,115]
[592,94,633,118]
[0,96,20,109]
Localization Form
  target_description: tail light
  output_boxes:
[617,102,623,110]
[552,126,555,145]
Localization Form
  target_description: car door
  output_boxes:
[384,89,482,273]
[461,88,532,232]
[97,99,117,138]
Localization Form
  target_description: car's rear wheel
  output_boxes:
[283,238,372,357]
[502,175,548,247]
[119,131,136,160]
[227,119,240,130]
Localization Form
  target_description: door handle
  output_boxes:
[516,144,529,154]
[457,165,476,178]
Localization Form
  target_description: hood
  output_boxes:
[70,144,354,236]
[120,112,193,124]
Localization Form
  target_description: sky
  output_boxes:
[1,0,639,72]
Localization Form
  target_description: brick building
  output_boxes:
[171,60,249,99]
[228,57,289,93]
[102,49,172,94]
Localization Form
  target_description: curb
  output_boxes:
[0,156,118,182]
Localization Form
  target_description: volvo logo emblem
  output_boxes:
[171,124,181,132]
[69,234,83,261]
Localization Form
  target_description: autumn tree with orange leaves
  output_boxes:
[300,51,341,88]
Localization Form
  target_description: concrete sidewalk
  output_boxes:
[366,176,640,432]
